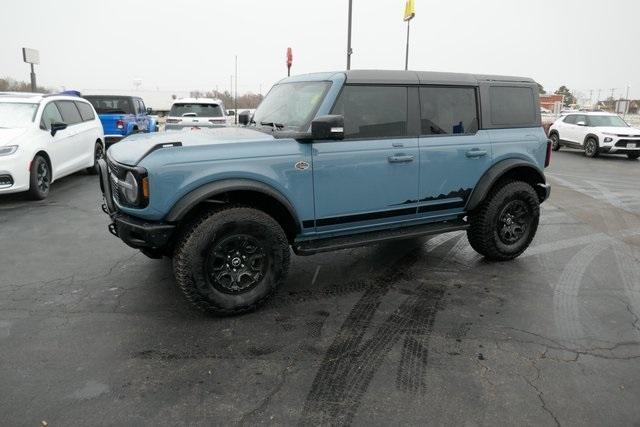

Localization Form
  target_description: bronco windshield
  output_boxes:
[252,81,330,131]
[588,115,629,127]
[0,102,38,128]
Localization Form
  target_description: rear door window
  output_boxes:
[330,85,408,139]
[55,101,83,125]
[74,101,95,121]
[419,86,478,135]
[489,86,536,126]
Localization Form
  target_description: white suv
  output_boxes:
[548,112,640,159]
[0,92,105,199]
[165,98,228,130]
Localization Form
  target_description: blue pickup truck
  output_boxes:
[84,95,157,146]
[97,70,551,315]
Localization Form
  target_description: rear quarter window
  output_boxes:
[75,101,96,121]
[489,86,536,127]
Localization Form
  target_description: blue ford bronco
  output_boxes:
[97,70,551,315]
[84,95,157,146]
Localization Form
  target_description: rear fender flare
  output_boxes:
[465,159,546,211]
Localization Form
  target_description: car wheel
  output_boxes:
[584,137,599,158]
[27,155,51,200]
[173,206,290,315]
[627,153,639,160]
[86,141,104,175]
[467,181,540,261]
[550,133,561,151]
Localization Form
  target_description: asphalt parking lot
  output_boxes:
[1,149,640,426]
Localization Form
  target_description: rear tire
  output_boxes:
[86,141,104,175]
[467,181,540,261]
[584,137,599,158]
[550,133,561,151]
[27,155,51,200]
[173,206,290,315]
[627,153,639,160]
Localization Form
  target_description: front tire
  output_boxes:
[550,133,561,151]
[627,153,639,160]
[584,137,599,158]
[467,181,540,261]
[27,155,51,200]
[173,206,290,315]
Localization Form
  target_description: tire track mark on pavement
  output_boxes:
[299,250,445,426]
[553,241,609,345]
[613,242,640,335]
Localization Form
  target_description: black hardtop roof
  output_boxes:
[342,69,535,86]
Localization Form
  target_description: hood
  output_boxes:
[107,126,274,165]
[597,126,640,136]
[0,128,30,147]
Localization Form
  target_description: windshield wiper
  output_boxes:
[260,121,285,131]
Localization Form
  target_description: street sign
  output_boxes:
[22,48,39,65]
[403,0,415,21]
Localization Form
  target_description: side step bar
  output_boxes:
[294,219,469,255]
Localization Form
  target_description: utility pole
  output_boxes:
[609,88,616,100]
[597,89,601,104]
[624,85,630,119]
[588,89,593,107]
[346,0,353,70]
[234,55,238,125]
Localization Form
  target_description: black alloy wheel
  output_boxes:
[205,234,268,294]
[496,199,532,245]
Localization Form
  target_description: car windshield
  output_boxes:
[84,96,134,114]
[252,81,330,131]
[170,103,224,117]
[0,102,38,128]
[589,115,628,127]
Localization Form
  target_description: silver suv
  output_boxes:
[165,98,228,130]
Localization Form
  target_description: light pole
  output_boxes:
[403,0,415,71]
[346,0,353,70]
[234,55,238,125]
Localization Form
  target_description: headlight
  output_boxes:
[0,145,18,157]
[123,171,139,204]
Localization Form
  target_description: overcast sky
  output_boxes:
[1,0,639,100]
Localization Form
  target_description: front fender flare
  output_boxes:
[465,159,546,211]
[165,178,301,230]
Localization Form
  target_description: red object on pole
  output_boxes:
[286,47,293,76]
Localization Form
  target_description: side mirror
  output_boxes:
[146,107,153,114]
[311,115,344,140]
[50,122,67,136]
[238,111,251,125]
[576,121,586,126]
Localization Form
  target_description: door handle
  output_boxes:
[388,155,414,163]
[465,149,487,158]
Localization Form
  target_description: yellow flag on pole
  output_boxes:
[404,0,415,21]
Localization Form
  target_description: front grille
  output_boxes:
[615,139,640,147]
[106,156,126,204]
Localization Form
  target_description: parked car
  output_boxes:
[83,95,157,146]
[97,70,551,315]
[0,92,104,199]
[548,112,640,159]
[165,98,228,130]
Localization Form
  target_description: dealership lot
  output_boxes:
[1,150,639,425]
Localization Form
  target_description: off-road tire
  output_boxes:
[627,153,639,160]
[467,181,540,261]
[86,141,104,175]
[584,137,599,158]
[173,206,290,315]
[27,154,51,200]
[550,133,561,151]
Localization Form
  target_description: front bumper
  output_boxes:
[97,158,175,251]
[0,150,32,194]
[600,137,640,153]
